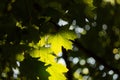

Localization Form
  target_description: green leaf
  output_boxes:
[20,55,50,80]
[83,0,96,18]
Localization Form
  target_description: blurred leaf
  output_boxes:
[83,0,96,18]
[16,52,24,62]
[20,55,50,80]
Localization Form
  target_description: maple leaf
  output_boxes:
[48,30,77,55]
[30,47,68,80]
[30,47,55,65]
[46,63,68,80]
[29,30,76,80]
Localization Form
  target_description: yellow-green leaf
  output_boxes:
[30,47,55,64]
[16,52,24,61]
[48,31,77,55]
[38,35,49,47]
[46,62,68,80]
[30,47,68,80]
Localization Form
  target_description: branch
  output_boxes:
[71,40,120,75]
[62,47,73,80]
[49,19,60,30]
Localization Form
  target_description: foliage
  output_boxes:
[20,55,50,80]
[0,0,120,80]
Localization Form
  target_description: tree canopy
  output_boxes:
[0,0,120,80]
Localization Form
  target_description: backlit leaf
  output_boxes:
[30,47,55,64]
[46,63,68,80]
[48,30,77,55]
[38,35,49,47]
[30,47,68,80]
